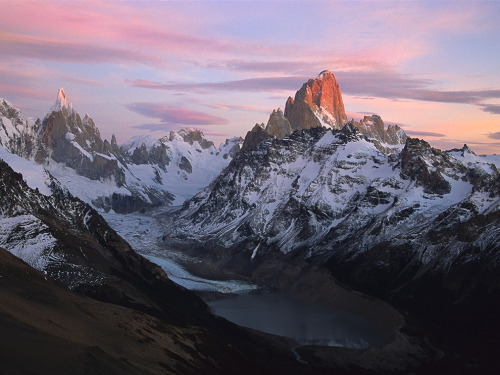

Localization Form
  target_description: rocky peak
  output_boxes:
[400,137,452,195]
[462,144,475,155]
[173,128,214,149]
[448,144,477,157]
[29,89,126,185]
[285,70,347,130]
[241,123,272,153]
[386,124,407,145]
[340,122,361,140]
[1,98,22,120]
[111,134,119,152]
[0,98,39,159]
[50,88,68,113]
[241,71,406,153]
[355,115,407,146]
[265,108,291,138]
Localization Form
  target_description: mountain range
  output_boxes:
[1,70,499,374]
[1,91,242,213]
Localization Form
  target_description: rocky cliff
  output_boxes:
[285,70,347,130]
[244,71,407,150]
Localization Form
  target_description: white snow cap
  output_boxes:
[50,88,67,112]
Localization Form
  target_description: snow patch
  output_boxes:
[0,146,53,196]
[0,214,58,271]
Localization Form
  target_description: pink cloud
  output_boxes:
[488,132,500,140]
[0,83,50,102]
[128,76,306,93]
[207,103,271,113]
[481,105,500,115]
[405,130,446,138]
[205,56,391,76]
[127,103,228,126]
[0,65,55,112]
[0,31,165,66]
[1,1,244,60]
[1,0,424,67]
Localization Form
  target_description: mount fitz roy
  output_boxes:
[242,71,406,153]
[0,89,242,213]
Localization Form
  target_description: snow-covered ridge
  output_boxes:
[0,214,58,271]
[447,144,500,170]
[118,130,242,205]
[0,146,54,196]
[0,91,243,212]
[166,126,500,260]
[121,134,161,153]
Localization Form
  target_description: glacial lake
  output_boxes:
[208,291,383,348]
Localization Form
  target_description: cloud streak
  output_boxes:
[128,76,305,94]
[207,103,271,113]
[0,31,165,66]
[405,130,446,137]
[129,70,500,116]
[126,103,228,126]
[481,105,500,115]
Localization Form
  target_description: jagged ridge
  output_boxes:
[1,91,243,212]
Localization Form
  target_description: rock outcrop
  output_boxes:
[285,70,347,130]
[265,108,291,138]
[243,71,407,153]
[356,115,407,146]
[175,128,215,149]
[241,123,272,153]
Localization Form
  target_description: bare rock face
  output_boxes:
[241,123,272,153]
[355,115,407,145]
[386,124,407,145]
[0,98,40,159]
[241,71,407,153]
[34,91,126,185]
[265,108,291,138]
[356,115,385,141]
[175,128,214,149]
[400,138,452,195]
[285,70,347,131]
[179,155,193,173]
[284,99,322,133]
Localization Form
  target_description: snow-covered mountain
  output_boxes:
[0,91,242,212]
[120,129,242,205]
[167,126,499,252]
[162,73,500,324]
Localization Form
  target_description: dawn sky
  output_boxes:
[1,0,500,154]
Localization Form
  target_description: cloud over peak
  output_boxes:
[126,102,228,127]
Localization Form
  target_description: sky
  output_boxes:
[1,0,500,154]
